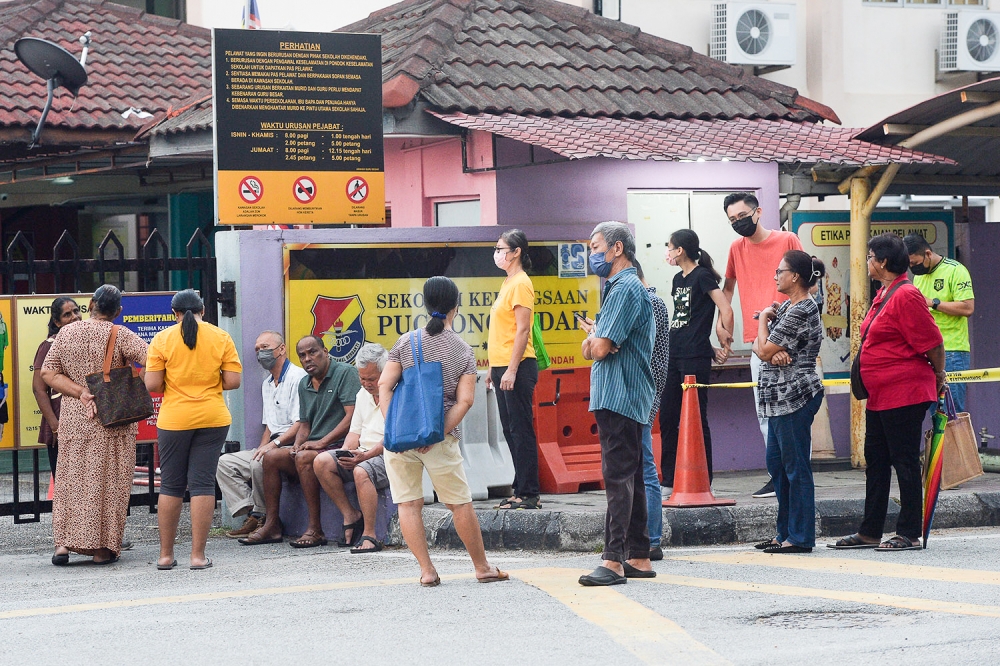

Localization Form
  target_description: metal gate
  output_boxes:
[0,227,217,522]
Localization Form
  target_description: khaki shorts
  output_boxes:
[384,435,472,505]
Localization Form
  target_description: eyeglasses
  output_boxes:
[493,246,510,253]
[728,210,757,223]
[867,254,877,262]
[774,268,791,277]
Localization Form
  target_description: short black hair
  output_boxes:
[902,233,932,256]
[869,233,910,275]
[297,335,326,350]
[723,192,759,212]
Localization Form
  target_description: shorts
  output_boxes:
[384,435,472,505]
[323,450,389,491]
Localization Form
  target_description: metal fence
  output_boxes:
[0,227,217,522]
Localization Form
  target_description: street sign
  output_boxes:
[212,29,384,225]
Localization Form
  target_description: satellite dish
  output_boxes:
[13,33,91,148]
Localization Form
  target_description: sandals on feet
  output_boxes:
[877,535,922,551]
[336,518,364,547]
[495,497,516,509]
[477,567,510,583]
[508,496,541,510]
[350,536,384,554]
[289,532,328,548]
[827,533,879,550]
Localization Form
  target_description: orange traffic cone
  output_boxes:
[663,375,736,508]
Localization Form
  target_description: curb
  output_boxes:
[385,491,1000,551]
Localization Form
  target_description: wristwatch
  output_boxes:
[931,298,941,310]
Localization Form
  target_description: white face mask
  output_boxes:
[665,247,679,267]
[494,249,511,270]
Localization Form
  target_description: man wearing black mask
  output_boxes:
[718,192,803,499]
[216,330,307,538]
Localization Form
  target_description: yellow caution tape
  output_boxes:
[682,367,1000,390]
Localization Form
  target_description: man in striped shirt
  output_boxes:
[578,222,657,587]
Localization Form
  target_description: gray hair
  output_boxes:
[257,330,284,345]
[355,342,388,371]
[591,221,636,263]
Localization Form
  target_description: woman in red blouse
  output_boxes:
[831,233,944,551]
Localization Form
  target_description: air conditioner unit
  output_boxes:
[710,2,796,67]
[940,11,1000,73]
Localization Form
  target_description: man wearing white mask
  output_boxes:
[216,330,306,538]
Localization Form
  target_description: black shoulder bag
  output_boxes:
[850,280,908,401]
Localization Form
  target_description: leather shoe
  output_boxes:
[764,544,812,554]
[649,546,663,561]
[622,562,656,579]
[578,566,627,587]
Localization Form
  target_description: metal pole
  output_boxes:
[850,176,872,468]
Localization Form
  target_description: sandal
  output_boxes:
[289,532,328,548]
[876,535,922,551]
[350,536,384,554]
[827,533,879,549]
[477,567,510,583]
[495,497,517,509]
[508,496,541,510]
[336,517,364,547]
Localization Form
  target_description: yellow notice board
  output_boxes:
[0,297,13,449]
[286,275,600,371]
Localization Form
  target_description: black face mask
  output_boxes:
[731,214,757,237]
[910,260,930,276]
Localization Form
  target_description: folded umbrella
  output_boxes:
[922,387,955,549]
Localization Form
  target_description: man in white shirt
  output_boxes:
[217,331,307,538]
[313,343,390,553]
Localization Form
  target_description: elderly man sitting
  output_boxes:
[314,343,390,552]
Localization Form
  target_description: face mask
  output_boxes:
[257,348,278,370]
[494,250,511,270]
[666,248,679,267]
[910,260,930,276]
[731,213,757,238]
[589,250,612,278]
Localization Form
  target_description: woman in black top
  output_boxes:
[659,229,734,489]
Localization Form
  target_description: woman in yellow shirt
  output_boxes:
[488,230,541,510]
[145,290,242,570]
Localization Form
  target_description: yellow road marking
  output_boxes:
[672,552,1000,586]
[646,572,1000,618]
[512,568,730,666]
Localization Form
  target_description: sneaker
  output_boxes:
[226,515,262,538]
[752,480,776,498]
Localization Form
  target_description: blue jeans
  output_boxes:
[641,423,663,549]
[765,391,823,548]
[946,351,970,413]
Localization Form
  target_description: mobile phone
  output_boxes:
[574,313,586,322]
[334,449,355,459]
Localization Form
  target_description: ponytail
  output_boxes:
[697,248,722,284]
[180,310,198,349]
[422,276,459,337]
[170,288,205,350]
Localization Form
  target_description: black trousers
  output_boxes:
[594,409,649,562]
[859,402,932,541]
[658,356,713,486]
[492,359,540,498]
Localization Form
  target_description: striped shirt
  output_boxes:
[646,286,670,426]
[757,298,823,418]
[590,267,656,424]
[389,328,477,439]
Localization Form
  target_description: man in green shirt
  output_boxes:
[903,234,975,412]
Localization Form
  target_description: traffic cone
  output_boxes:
[663,375,736,508]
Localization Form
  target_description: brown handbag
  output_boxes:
[85,325,154,427]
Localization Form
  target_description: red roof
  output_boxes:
[429,112,955,166]
[0,0,210,134]
[340,0,839,123]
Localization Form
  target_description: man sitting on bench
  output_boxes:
[240,335,360,548]
[314,343,390,552]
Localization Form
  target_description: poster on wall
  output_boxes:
[0,297,14,450]
[792,210,953,376]
[283,243,600,371]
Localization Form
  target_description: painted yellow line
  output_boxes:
[0,574,472,620]
[512,568,731,666]
[646,572,1000,618]
[671,552,1000,586]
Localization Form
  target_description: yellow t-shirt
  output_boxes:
[147,321,243,430]
[488,270,536,366]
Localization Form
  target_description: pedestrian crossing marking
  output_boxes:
[513,568,731,666]
[671,552,1000,586]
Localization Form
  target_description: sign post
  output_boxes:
[212,29,384,226]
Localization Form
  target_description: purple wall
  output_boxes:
[967,222,1000,445]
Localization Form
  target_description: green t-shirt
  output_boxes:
[912,257,974,352]
[297,360,361,443]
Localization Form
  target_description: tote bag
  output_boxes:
[85,325,154,427]
[384,329,445,452]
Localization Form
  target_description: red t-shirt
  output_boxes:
[725,229,803,342]
[859,276,943,411]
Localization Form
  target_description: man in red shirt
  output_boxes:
[717,192,803,499]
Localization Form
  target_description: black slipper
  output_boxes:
[578,566,627,586]
[622,562,656,578]
[337,518,364,547]
[51,553,69,566]
[350,536,384,554]
[754,540,779,550]
[764,544,812,554]
[157,559,178,570]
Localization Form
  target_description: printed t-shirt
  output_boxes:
[261,359,307,436]
[147,322,242,430]
[669,266,721,359]
[349,387,384,451]
[488,270,536,366]
[725,229,803,343]
[757,298,823,418]
[298,360,361,443]
[389,328,477,439]
[859,276,943,411]
[911,258,974,352]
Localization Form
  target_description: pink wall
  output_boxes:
[384,133,498,227]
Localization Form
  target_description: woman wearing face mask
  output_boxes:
[659,230,733,493]
[753,251,825,554]
[488,229,541,510]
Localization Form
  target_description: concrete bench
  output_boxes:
[277,478,397,544]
